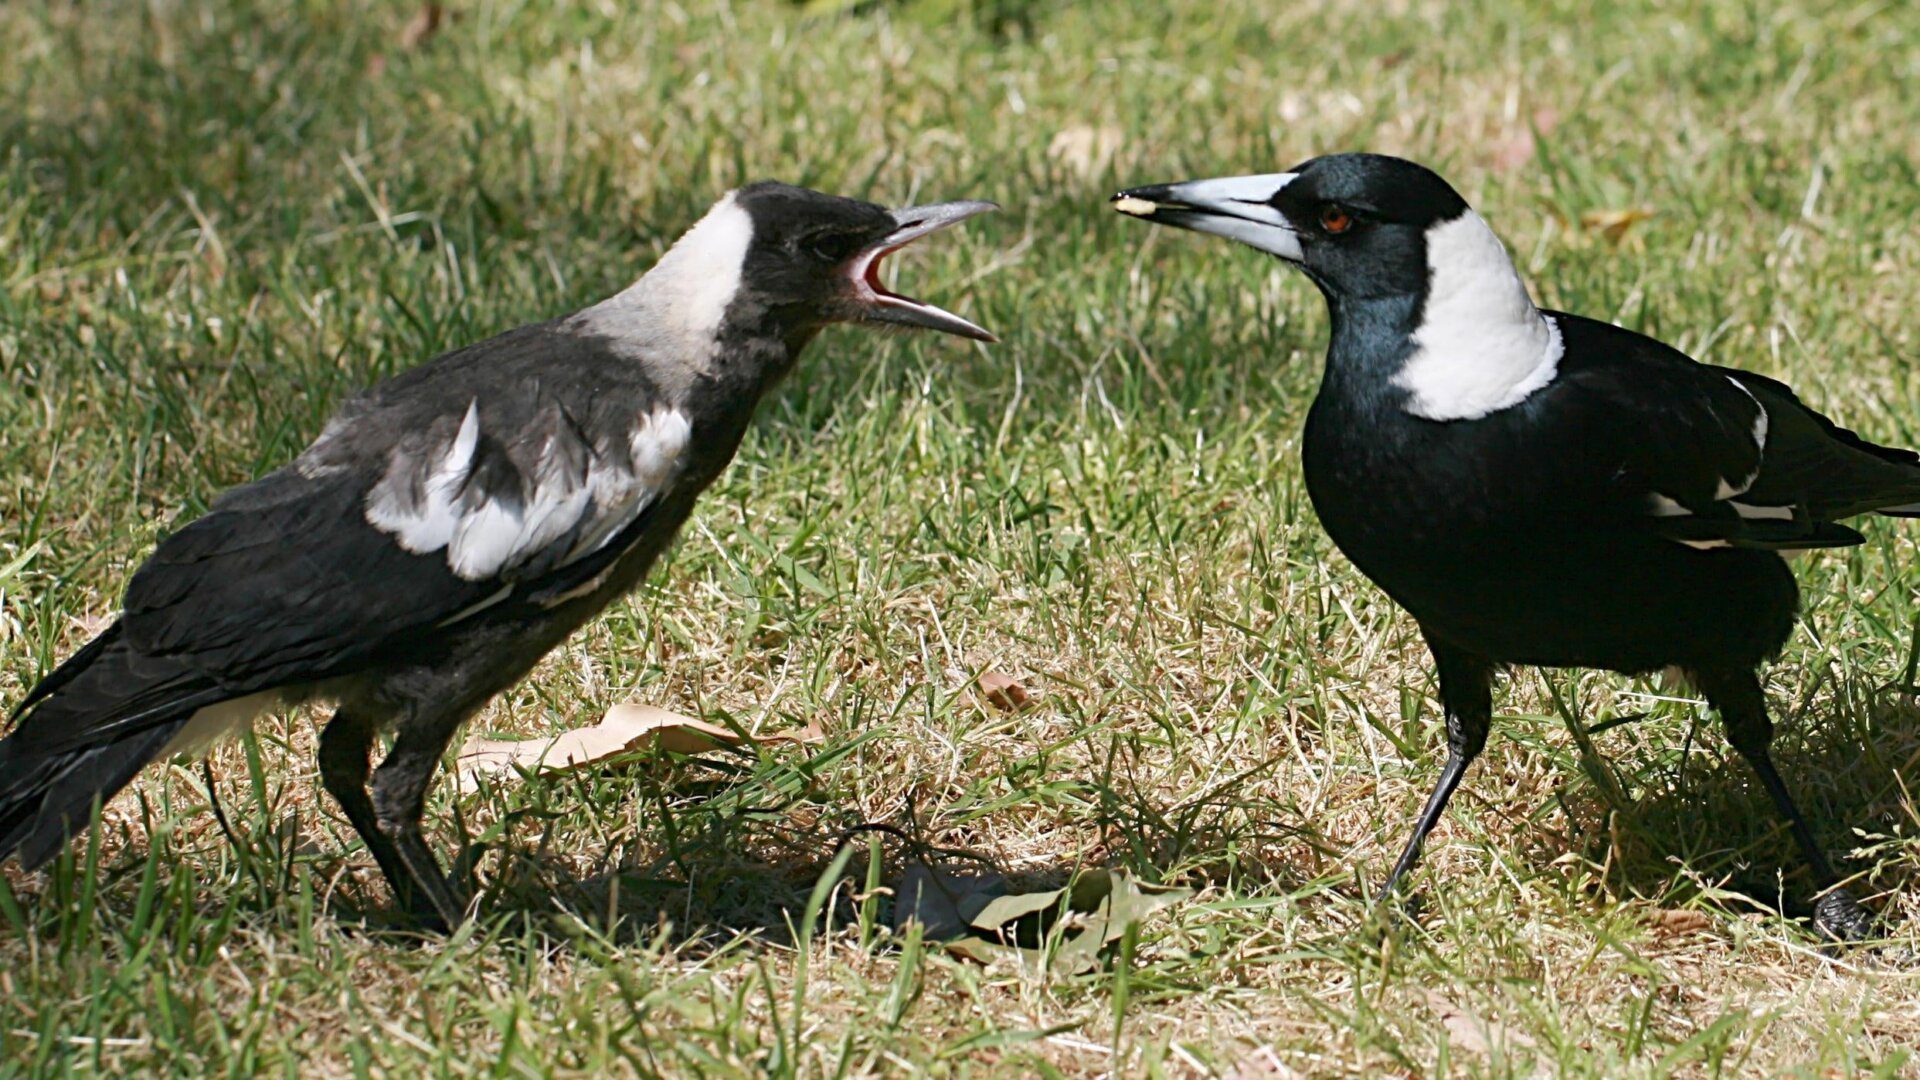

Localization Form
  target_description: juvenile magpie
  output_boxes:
[0,182,994,928]
[1114,153,1920,940]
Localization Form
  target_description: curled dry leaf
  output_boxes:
[977,669,1032,711]
[455,702,821,793]
[1647,907,1713,937]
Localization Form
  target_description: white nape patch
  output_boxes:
[367,401,693,583]
[159,693,276,760]
[569,192,754,380]
[1393,212,1563,421]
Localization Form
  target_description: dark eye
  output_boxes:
[1318,204,1355,235]
[806,232,863,262]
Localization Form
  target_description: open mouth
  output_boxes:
[850,200,998,342]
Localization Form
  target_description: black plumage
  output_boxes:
[1116,153,1920,940]
[2,182,995,927]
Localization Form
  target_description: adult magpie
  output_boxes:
[0,182,995,929]
[1114,153,1920,941]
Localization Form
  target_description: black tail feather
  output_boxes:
[0,726,181,868]
[1,622,220,867]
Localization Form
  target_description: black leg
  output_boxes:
[1379,632,1495,902]
[369,705,472,930]
[318,709,445,927]
[1692,667,1875,942]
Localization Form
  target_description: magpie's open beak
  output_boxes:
[1111,174,1303,262]
[849,200,998,342]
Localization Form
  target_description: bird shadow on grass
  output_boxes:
[420,759,1339,957]
[1507,672,1920,931]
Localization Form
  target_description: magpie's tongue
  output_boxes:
[850,200,998,342]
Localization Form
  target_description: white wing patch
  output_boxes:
[1648,377,1785,546]
[366,401,692,582]
[1394,213,1563,421]
[1716,376,1769,497]
[366,400,482,554]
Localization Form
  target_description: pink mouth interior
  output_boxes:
[857,243,917,305]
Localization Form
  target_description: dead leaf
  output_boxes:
[894,867,1192,972]
[977,670,1032,711]
[399,2,446,49]
[455,703,820,793]
[1420,989,1536,1056]
[1580,207,1656,243]
[1647,907,1713,937]
[1224,1045,1307,1080]
[891,864,1007,940]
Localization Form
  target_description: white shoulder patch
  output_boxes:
[569,192,754,386]
[1394,212,1562,422]
[365,402,694,583]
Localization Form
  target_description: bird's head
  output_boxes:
[577,183,995,394]
[723,182,998,344]
[1111,153,1474,302]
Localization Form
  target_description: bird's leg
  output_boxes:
[1693,667,1875,942]
[317,708,442,924]
[1379,635,1494,903]
[368,706,472,931]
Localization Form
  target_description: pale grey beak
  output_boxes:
[1112,174,1304,261]
[850,200,999,342]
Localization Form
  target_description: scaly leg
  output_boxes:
[1379,632,1494,902]
[1692,667,1874,942]
[368,704,473,931]
[317,708,444,926]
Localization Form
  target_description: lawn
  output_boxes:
[3,0,1920,1074]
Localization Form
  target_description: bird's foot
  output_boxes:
[1813,887,1877,945]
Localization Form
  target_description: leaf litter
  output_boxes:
[455,702,821,793]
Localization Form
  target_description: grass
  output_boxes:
[3,0,1920,1073]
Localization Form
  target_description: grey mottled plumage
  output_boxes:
[1,182,995,927]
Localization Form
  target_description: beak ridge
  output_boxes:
[1112,174,1305,261]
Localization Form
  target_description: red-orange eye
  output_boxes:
[1319,205,1354,234]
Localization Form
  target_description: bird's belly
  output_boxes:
[158,691,279,759]
[1310,504,1799,671]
